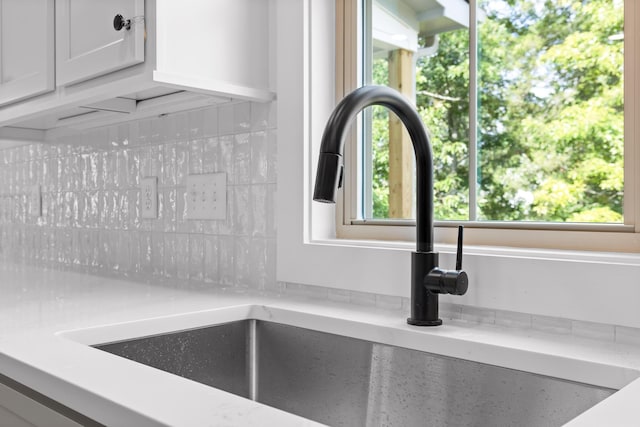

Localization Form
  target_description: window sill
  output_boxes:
[352,219,634,233]
[285,236,640,329]
[312,236,640,266]
[337,221,640,253]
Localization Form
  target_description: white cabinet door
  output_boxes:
[56,0,145,86]
[0,381,81,427]
[0,0,54,106]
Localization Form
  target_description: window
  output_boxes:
[276,0,640,310]
[337,0,638,252]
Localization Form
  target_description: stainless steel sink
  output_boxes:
[95,320,615,426]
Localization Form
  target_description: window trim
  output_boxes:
[275,0,640,328]
[337,0,640,252]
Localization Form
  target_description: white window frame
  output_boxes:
[338,0,640,253]
[275,0,640,327]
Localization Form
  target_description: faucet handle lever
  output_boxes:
[424,225,468,296]
[456,225,463,270]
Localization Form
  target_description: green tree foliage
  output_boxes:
[371,60,391,218]
[417,30,470,220]
[370,0,623,223]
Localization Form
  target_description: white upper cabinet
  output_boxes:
[0,0,54,106]
[0,0,273,141]
[56,0,145,86]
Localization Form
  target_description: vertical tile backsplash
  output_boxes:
[0,101,277,291]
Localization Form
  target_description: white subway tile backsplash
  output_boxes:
[218,136,234,184]
[175,141,190,186]
[328,288,351,304]
[284,282,328,301]
[128,121,141,147]
[250,102,270,131]
[531,314,572,335]
[265,238,277,292]
[376,295,402,311]
[188,218,204,235]
[266,184,277,237]
[150,117,162,145]
[203,235,219,284]
[139,231,152,275]
[495,309,532,329]
[202,107,218,138]
[158,114,175,143]
[162,189,176,232]
[202,137,218,174]
[572,320,615,342]
[202,212,218,235]
[267,130,277,184]
[232,186,250,236]
[461,305,495,325]
[189,234,204,282]
[615,326,640,346]
[188,139,203,174]
[218,104,235,136]
[250,131,268,184]
[217,186,233,236]
[218,235,235,287]
[163,234,177,279]
[234,133,251,185]
[350,290,377,307]
[173,112,189,141]
[235,236,251,288]
[151,232,165,277]
[175,233,190,280]
[188,109,205,140]
[249,237,268,290]
[250,185,267,237]
[149,145,164,182]
[234,103,251,133]
[163,143,177,186]
[439,302,462,321]
[176,190,189,233]
[0,102,279,294]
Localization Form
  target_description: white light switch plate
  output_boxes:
[186,173,227,220]
[141,177,158,219]
[29,185,41,218]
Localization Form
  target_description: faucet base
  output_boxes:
[408,251,442,326]
[407,317,442,326]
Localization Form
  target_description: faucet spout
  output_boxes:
[313,85,468,326]
[313,85,434,252]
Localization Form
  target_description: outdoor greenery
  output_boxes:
[370,0,624,222]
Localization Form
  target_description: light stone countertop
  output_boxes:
[0,262,639,426]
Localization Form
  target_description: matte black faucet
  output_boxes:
[313,85,468,326]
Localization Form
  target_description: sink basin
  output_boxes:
[95,319,615,426]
